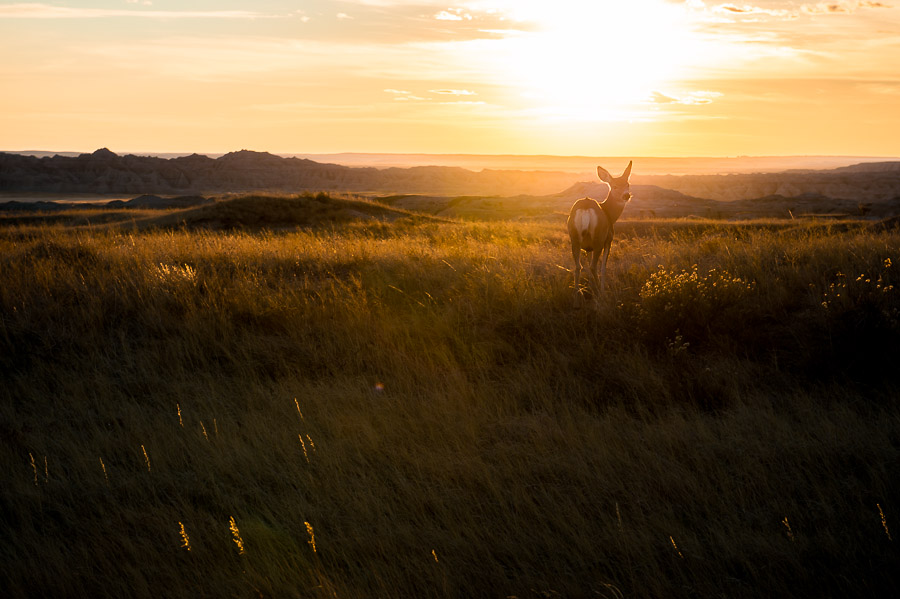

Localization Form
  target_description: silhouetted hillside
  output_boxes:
[0,194,213,212]
[3,150,899,212]
[639,163,900,202]
[380,184,900,221]
[137,194,434,230]
[0,148,579,196]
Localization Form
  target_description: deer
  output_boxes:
[567,161,632,307]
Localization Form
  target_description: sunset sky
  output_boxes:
[1,0,899,157]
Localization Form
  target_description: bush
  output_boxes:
[814,257,900,382]
[638,264,757,348]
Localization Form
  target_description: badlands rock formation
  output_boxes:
[637,162,900,202]
[0,149,580,197]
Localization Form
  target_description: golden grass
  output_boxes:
[1,203,899,597]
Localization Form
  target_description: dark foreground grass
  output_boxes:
[2,204,899,598]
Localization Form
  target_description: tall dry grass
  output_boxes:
[1,204,899,597]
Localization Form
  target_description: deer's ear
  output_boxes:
[597,166,613,183]
[622,160,633,182]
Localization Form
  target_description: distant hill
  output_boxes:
[379,182,900,221]
[2,149,899,211]
[283,153,900,175]
[831,162,900,174]
[135,194,435,231]
[0,194,212,212]
[0,148,579,197]
[12,151,895,174]
[638,163,900,202]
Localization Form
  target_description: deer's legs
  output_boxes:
[598,244,611,292]
[587,249,602,301]
[572,245,584,307]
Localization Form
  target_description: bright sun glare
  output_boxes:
[495,0,699,121]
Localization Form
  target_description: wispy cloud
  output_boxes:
[430,89,477,95]
[385,88,480,102]
[689,0,899,82]
[714,4,795,18]
[801,1,893,14]
[434,9,473,21]
[346,0,445,5]
[647,90,723,105]
[0,3,266,19]
[702,1,893,20]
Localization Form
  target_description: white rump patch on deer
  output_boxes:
[575,209,596,233]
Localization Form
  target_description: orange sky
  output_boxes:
[1,1,899,157]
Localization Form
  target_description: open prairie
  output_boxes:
[2,194,899,598]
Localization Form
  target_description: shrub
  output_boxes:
[638,264,757,347]
[814,257,900,382]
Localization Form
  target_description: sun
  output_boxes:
[496,0,701,122]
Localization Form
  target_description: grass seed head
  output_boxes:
[229,516,245,554]
[669,536,684,559]
[141,445,151,472]
[305,522,316,553]
[29,453,37,486]
[878,504,892,541]
[782,517,794,542]
[179,522,191,552]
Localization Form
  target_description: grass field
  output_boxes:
[2,195,899,598]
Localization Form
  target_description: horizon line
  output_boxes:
[5,149,900,160]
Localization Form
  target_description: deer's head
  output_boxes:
[597,161,632,205]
